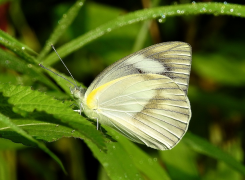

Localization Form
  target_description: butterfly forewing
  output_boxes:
[84,74,191,150]
[85,41,191,98]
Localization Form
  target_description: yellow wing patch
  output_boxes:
[86,76,129,109]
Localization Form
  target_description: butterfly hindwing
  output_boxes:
[84,74,191,150]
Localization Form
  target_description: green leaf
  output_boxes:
[0,83,106,150]
[0,112,67,174]
[85,128,144,180]
[160,141,199,180]
[183,132,245,175]
[0,119,85,143]
[0,138,25,150]
[117,129,171,180]
[0,115,170,179]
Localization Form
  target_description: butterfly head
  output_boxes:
[70,86,86,105]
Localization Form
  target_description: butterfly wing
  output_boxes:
[85,41,191,98]
[84,74,191,150]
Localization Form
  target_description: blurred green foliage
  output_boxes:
[0,0,245,180]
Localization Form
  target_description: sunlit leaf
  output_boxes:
[0,83,106,151]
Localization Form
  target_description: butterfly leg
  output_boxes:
[71,103,80,113]
[73,103,84,115]
[97,118,99,130]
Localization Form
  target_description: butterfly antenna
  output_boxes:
[39,64,77,87]
[51,45,78,88]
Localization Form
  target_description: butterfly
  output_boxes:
[69,41,192,150]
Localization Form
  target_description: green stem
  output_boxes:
[43,2,245,66]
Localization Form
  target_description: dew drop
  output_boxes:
[192,1,196,5]
[71,130,75,133]
[22,47,25,50]
[79,2,83,6]
[28,64,32,68]
[224,1,227,4]
[103,162,109,167]
[153,158,158,162]
[107,28,111,32]
[56,124,59,127]
[230,9,234,12]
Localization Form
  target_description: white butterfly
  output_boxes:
[70,41,192,150]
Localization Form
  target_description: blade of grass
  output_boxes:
[183,132,245,175]
[0,48,60,90]
[0,30,37,55]
[43,2,245,66]
[0,30,38,64]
